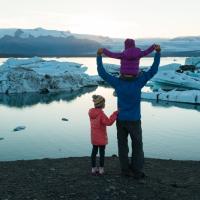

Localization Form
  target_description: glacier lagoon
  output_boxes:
[0,57,200,161]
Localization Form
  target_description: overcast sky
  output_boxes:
[0,0,199,38]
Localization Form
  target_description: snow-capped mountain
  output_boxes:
[0,28,71,39]
[171,36,200,42]
[0,28,102,57]
[0,28,200,57]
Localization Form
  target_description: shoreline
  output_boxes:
[0,157,200,200]
[1,156,200,163]
[0,55,190,58]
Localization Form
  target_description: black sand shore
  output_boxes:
[0,157,200,200]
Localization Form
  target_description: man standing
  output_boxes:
[96,46,161,178]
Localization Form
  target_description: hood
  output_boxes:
[124,38,135,49]
[89,108,102,119]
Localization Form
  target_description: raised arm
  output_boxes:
[140,44,155,57]
[137,47,161,88]
[103,48,124,59]
[97,51,119,88]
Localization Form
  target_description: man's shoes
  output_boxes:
[133,171,147,180]
[121,170,135,177]
[121,168,147,179]
[129,165,147,180]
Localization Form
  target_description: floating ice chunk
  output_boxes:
[158,63,181,72]
[0,137,4,140]
[0,57,98,94]
[62,118,69,121]
[185,57,200,67]
[152,71,200,90]
[3,57,44,69]
[104,63,120,76]
[13,126,26,132]
[141,91,160,100]
[142,90,200,104]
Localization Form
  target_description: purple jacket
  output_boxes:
[103,39,155,75]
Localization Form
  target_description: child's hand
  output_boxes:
[97,48,103,56]
[153,44,159,49]
[113,110,118,115]
[153,44,157,49]
[155,45,161,52]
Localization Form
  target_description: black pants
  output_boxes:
[116,120,144,173]
[91,145,105,167]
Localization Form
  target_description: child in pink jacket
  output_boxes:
[88,94,118,175]
[101,38,155,76]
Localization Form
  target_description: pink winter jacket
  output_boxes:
[88,108,118,145]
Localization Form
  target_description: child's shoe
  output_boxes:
[91,167,98,175]
[99,167,104,175]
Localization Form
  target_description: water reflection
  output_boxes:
[143,99,200,111]
[0,86,97,108]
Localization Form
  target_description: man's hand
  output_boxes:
[155,45,161,52]
[97,48,103,56]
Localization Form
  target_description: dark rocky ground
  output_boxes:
[0,157,200,200]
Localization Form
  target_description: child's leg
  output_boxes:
[91,145,98,167]
[99,145,105,167]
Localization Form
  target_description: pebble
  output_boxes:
[105,189,110,192]
[109,186,116,190]
[112,191,118,196]
[69,193,76,196]
[138,179,147,184]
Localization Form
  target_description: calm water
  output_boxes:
[0,57,200,161]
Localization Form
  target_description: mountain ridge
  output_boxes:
[0,28,200,57]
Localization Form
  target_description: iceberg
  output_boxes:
[142,89,200,104]
[151,70,200,90]
[0,57,98,94]
[158,63,181,72]
[104,63,120,76]
[62,118,69,121]
[151,63,200,90]
[89,64,120,84]
[13,126,26,132]
[185,57,200,67]
[140,58,200,104]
